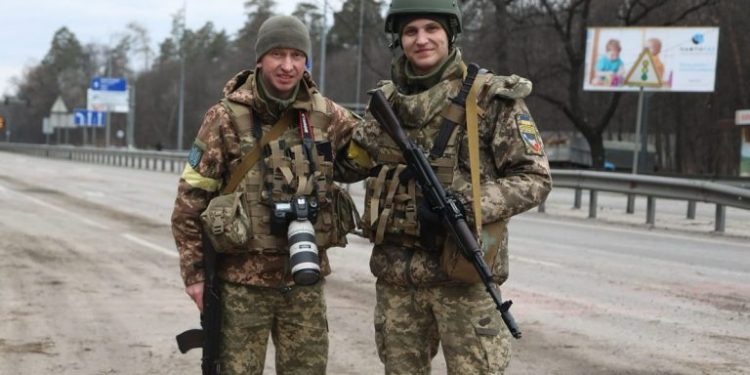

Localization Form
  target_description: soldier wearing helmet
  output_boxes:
[348,0,552,373]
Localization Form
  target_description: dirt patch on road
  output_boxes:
[0,338,56,356]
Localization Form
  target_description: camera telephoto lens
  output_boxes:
[287,220,320,285]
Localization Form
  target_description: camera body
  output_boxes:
[271,196,320,285]
[271,196,319,235]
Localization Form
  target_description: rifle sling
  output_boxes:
[429,70,489,233]
[430,103,465,158]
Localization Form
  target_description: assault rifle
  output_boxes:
[175,229,222,374]
[368,89,522,339]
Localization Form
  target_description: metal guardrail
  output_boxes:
[551,170,750,232]
[0,142,187,174]
[2,143,748,232]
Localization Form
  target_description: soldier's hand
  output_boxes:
[185,282,205,312]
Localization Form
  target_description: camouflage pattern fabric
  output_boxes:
[354,49,552,287]
[349,48,551,374]
[375,281,511,374]
[171,69,361,287]
[220,281,328,374]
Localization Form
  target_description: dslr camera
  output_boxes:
[271,196,320,285]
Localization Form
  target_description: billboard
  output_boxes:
[87,88,129,113]
[583,27,719,92]
[87,77,129,113]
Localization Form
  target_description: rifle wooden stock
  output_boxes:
[368,90,522,339]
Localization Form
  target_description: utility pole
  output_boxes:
[355,0,365,114]
[319,0,328,94]
[127,83,136,149]
[176,2,187,151]
[105,55,112,148]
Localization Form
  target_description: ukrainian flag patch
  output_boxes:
[188,144,204,168]
[516,114,544,156]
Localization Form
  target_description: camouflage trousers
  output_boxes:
[374,280,511,375]
[219,281,328,375]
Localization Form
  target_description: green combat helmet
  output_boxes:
[384,0,462,35]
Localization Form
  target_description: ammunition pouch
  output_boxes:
[200,192,251,254]
[440,220,509,284]
[332,183,362,245]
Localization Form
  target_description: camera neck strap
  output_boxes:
[222,110,294,194]
[297,111,315,142]
[295,110,319,196]
[297,111,317,175]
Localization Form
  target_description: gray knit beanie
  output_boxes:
[255,15,312,61]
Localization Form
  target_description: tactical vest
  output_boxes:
[219,90,344,254]
[363,68,535,286]
[362,78,468,248]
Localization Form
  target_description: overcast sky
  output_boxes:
[0,0,345,97]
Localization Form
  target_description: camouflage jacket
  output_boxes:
[354,49,552,287]
[171,69,361,287]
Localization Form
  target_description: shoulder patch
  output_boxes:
[516,114,544,156]
[188,143,204,168]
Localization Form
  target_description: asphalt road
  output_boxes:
[1,151,748,374]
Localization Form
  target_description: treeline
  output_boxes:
[5,0,747,175]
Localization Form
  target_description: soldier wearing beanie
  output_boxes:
[172,14,366,375]
[341,0,551,373]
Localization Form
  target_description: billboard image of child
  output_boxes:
[591,39,626,87]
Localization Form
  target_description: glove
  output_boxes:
[418,199,441,250]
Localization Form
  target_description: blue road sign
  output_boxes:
[90,77,128,91]
[74,108,106,127]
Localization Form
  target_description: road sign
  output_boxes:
[624,49,662,88]
[91,77,128,91]
[74,108,106,127]
[50,96,68,113]
[735,109,750,126]
[49,96,74,129]
[87,88,129,113]
[42,117,53,135]
[49,113,74,129]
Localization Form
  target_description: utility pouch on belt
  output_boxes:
[200,104,292,254]
[440,220,508,284]
[201,192,250,253]
[332,184,362,245]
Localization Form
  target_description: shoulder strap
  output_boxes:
[309,91,330,115]
[466,73,491,234]
[429,68,488,159]
[222,111,293,194]
[221,99,253,138]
